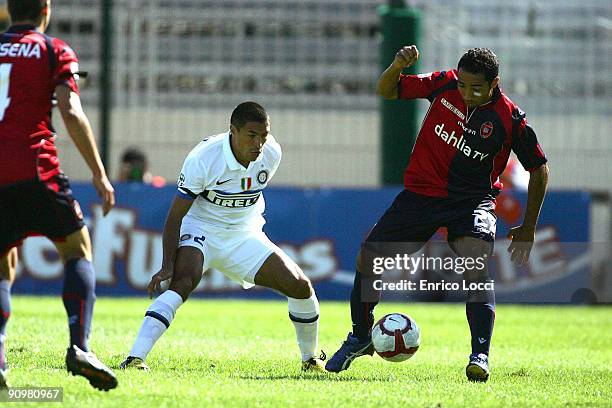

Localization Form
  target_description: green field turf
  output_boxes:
[2,296,611,407]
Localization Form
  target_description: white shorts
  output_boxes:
[178,218,280,289]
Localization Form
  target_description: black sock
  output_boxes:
[62,258,96,352]
[466,291,495,355]
[0,280,10,370]
[350,269,379,341]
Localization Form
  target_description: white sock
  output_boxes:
[287,294,320,361]
[129,290,183,360]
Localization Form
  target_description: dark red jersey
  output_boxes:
[398,69,547,198]
[0,24,80,186]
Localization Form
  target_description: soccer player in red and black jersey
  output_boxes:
[0,0,117,390]
[326,46,549,382]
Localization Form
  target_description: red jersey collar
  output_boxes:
[6,24,39,33]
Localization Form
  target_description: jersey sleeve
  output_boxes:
[177,152,208,200]
[397,70,454,101]
[510,108,548,172]
[52,39,80,93]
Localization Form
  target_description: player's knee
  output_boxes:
[453,236,492,258]
[464,268,490,284]
[451,237,492,283]
[453,237,492,282]
[356,245,377,275]
[288,275,313,299]
[0,248,18,282]
[355,244,387,277]
[168,269,199,300]
[56,230,92,263]
[0,267,12,281]
[355,249,363,273]
[168,278,192,301]
[62,243,91,262]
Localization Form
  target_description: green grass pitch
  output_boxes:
[3,296,611,407]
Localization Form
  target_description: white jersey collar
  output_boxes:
[223,132,244,171]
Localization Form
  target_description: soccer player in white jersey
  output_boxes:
[120,102,324,372]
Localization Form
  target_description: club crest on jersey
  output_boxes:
[241,177,252,190]
[480,121,493,139]
[257,170,269,184]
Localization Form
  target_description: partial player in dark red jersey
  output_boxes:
[326,47,549,382]
[0,0,116,390]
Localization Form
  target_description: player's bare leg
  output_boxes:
[451,236,495,382]
[122,246,203,370]
[254,252,324,372]
[54,227,117,390]
[0,248,17,388]
[0,248,17,281]
[54,226,93,262]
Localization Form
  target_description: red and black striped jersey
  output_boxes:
[0,25,80,186]
[398,69,547,198]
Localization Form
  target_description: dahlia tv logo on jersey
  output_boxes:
[480,121,493,139]
[434,123,489,161]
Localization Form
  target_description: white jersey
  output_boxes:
[177,132,282,231]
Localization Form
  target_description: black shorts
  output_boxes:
[0,174,85,256]
[366,189,497,250]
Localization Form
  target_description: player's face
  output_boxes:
[230,118,270,165]
[457,69,499,108]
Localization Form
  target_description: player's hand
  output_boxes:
[393,45,419,70]
[507,225,536,266]
[93,174,115,216]
[147,267,174,298]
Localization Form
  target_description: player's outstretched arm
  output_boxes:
[147,195,194,298]
[507,163,549,265]
[55,85,115,216]
[376,45,420,99]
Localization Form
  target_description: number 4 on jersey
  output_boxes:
[0,63,12,121]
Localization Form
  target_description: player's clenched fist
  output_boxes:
[393,45,419,69]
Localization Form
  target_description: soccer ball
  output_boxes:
[372,313,420,362]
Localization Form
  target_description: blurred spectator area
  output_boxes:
[6,0,611,193]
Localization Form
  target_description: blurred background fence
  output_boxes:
[1,0,610,301]
[1,0,609,190]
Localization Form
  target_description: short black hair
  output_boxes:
[120,148,147,181]
[457,48,499,83]
[8,0,46,22]
[121,147,147,166]
[230,101,268,129]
